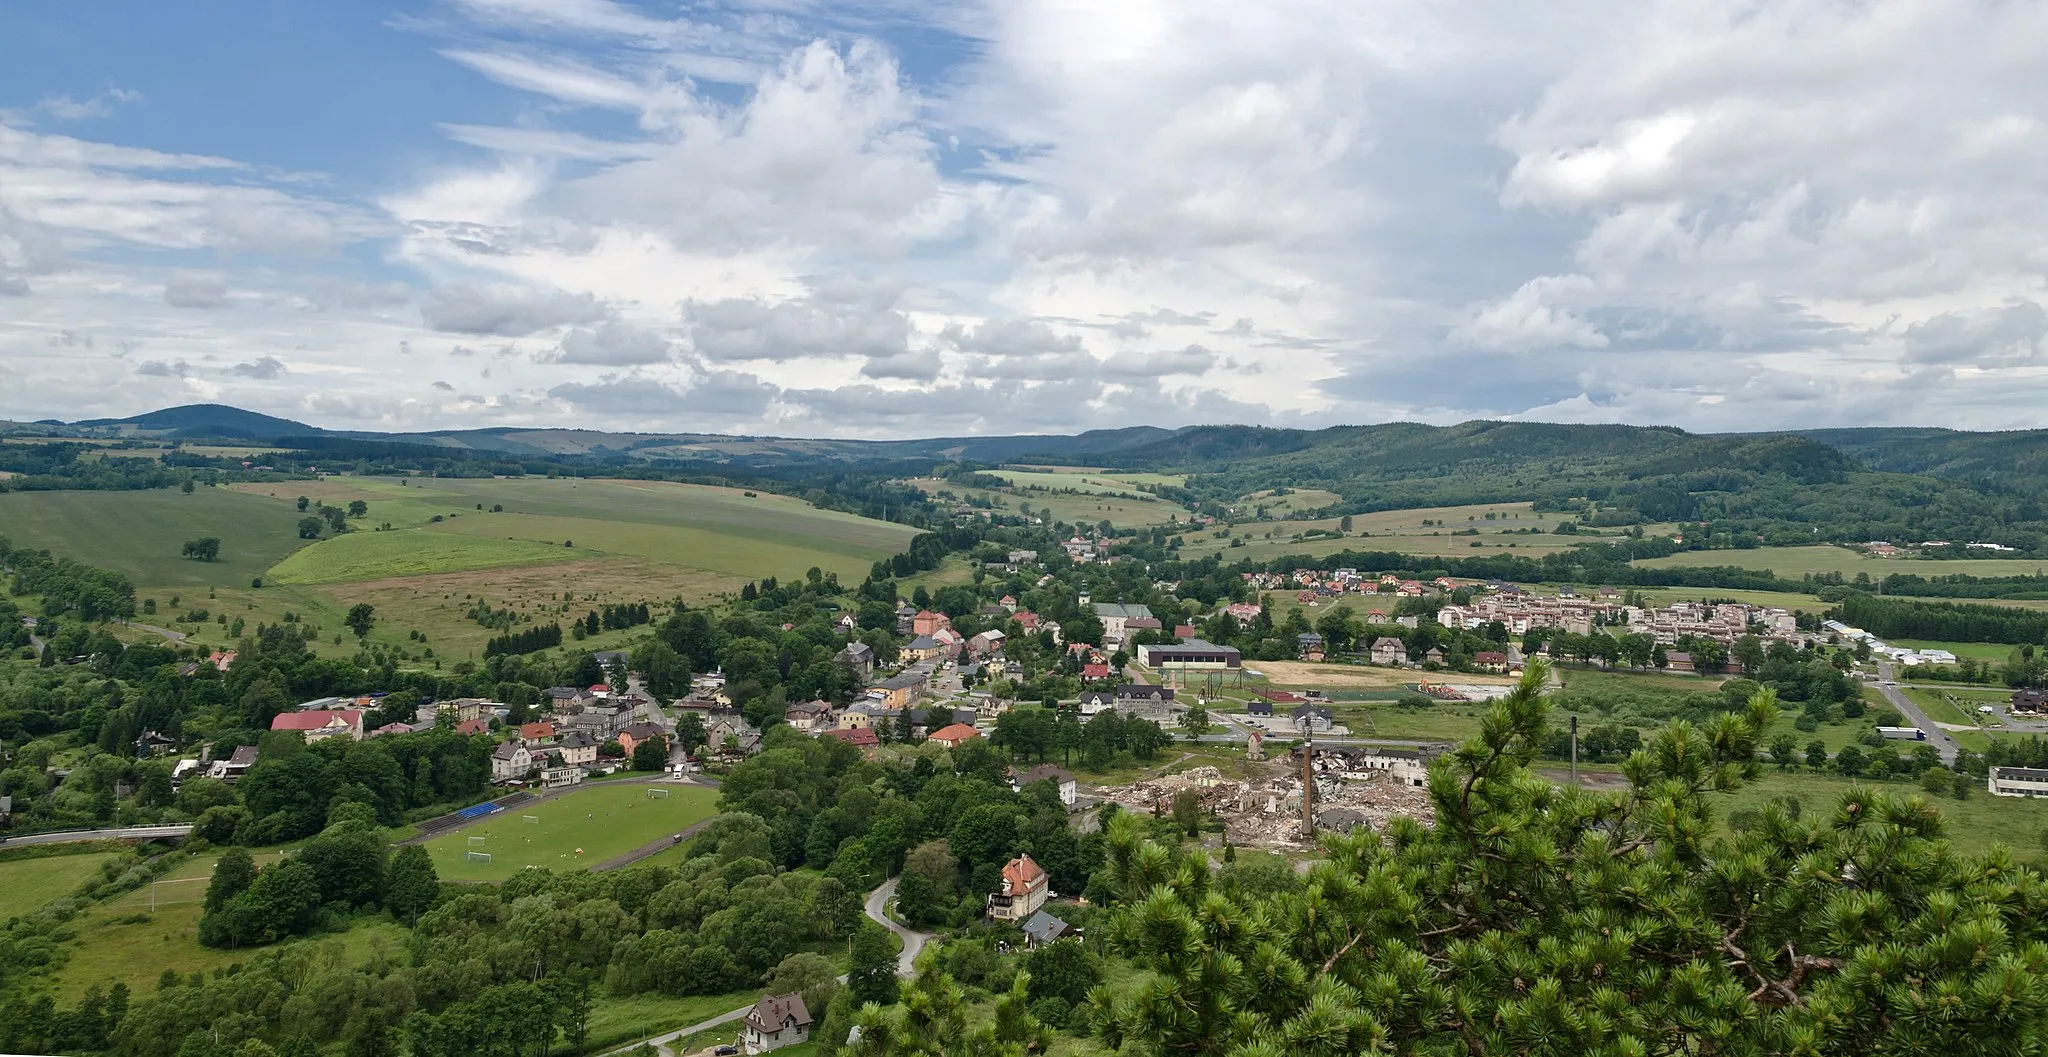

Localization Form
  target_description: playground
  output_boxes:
[419,782,719,881]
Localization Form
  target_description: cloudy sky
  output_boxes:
[3,0,2046,438]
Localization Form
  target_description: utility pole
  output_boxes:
[1300,720,1316,835]
[1570,714,1580,788]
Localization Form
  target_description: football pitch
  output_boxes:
[420,783,719,881]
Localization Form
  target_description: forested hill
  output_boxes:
[1797,426,2048,488]
[26,403,2048,549]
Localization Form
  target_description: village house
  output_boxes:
[741,993,813,1055]
[988,854,1051,921]
[1369,637,1409,666]
[834,641,875,679]
[557,729,600,767]
[1422,646,1446,666]
[784,700,836,733]
[616,722,665,757]
[929,722,982,748]
[270,709,366,743]
[821,727,879,751]
[968,629,1007,657]
[206,744,261,783]
[1114,684,1176,715]
[370,722,413,738]
[837,704,878,731]
[1297,632,1326,661]
[868,671,928,709]
[1011,764,1077,807]
[705,712,761,756]
[518,721,557,746]
[902,635,943,663]
[1472,651,1509,673]
[490,742,533,782]
[1293,704,1336,734]
[135,731,175,756]
[912,609,952,636]
[1021,909,1072,949]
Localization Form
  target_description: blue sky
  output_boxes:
[2,0,2046,437]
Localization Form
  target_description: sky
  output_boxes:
[2,0,2046,439]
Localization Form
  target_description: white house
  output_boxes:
[1011,764,1077,807]
[1989,766,2048,798]
[490,742,533,782]
[741,993,812,1054]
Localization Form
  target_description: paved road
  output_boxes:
[119,620,188,643]
[602,877,933,1057]
[0,824,193,846]
[1874,662,1958,765]
[864,876,933,977]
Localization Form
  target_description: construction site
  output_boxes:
[1092,742,1447,849]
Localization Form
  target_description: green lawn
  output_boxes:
[1636,545,2048,580]
[1714,770,2048,858]
[421,783,720,882]
[56,896,399,1001]
[0,487,314,587]
[987,470,1185,496]
[583,989,761,1054]
[0,851,117,919]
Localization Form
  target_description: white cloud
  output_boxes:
[8,0,2048,436]
[163,272,229,309]
[231,356,287,379]
[420,283,609,336]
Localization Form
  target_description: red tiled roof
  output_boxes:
[270,709,362,732]
[823,728,879,747]
[1000,854,1047,893]
[454,718,491,735]
[929,723,980,745]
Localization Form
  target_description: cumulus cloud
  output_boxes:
[32,88,143,122]
[135,359,191,377]
[421,283,609,336]
[12,0,2048,435]
[1904,300,2048,366]
[163,272,229,309]
[545,321,675,365]
[231,356,287,379]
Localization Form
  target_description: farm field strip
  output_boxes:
[0,488,314,587]
[1635,545,2048,579]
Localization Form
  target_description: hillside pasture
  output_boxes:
[987,468,1187,494]
[1635,545,2048,580]
[267,529,589,585]
[0,851,118,920]
[420,782,719,882]
[0,487,312,587]
[909,477,1189,527]
[425,509,891,584]
[1175,501,1577,561]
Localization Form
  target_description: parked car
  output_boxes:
[714,1046,738,1055]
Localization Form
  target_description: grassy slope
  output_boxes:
[421,783,719,882]
[268,530,591,584]
[1636,545,2048,579]
[0,852,117,919]
[0,487,312,587]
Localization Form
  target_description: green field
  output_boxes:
[987,469,1186,494]
[421,783,720,882]
[1712,770,2048,858]
[911,477,1189,528]
[268,529,592,584]
[1176,502,1579,561]
[0,487,313,587]
[0,851,117,919]
[1637,545,2048,580]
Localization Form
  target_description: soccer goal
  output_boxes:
[646,787,671,799]
[467,835,488,847]
[148,876,212,912]
[465,852,492,864]
[522,814,540,824]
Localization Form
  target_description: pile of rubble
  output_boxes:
[1094,761,1436,849]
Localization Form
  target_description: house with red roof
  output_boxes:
[988,853,1050,921]
[912,610,951,636]
[269,709,364,743]
[928,723,981,748]
[453,717,491,736]
[821,727,879,751]
[1081,663,1111,680]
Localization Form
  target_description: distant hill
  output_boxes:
[73,403,319,440]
